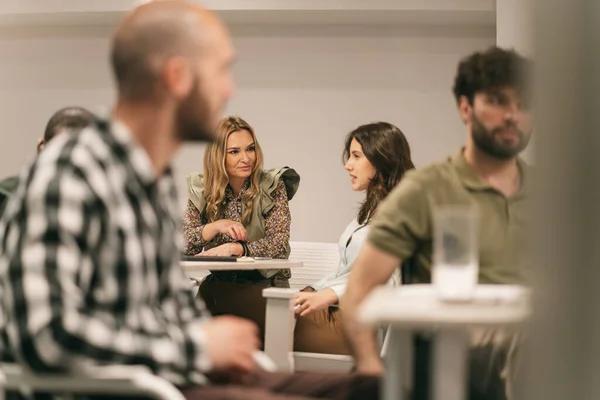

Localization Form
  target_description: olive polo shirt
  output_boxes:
[368,149,529,284]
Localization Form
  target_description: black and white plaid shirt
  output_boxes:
[0,118,211,386]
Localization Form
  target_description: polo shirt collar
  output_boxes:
[451,148,529,197]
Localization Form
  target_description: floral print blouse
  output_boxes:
[183,180,292,280]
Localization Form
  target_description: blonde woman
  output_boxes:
[184,116,299,337]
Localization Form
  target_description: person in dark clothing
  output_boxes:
[0,106,94,217]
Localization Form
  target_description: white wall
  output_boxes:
[0,23,494,242]
[496,0,535,164]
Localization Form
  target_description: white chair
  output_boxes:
[264,241,396,372]
[263,241,342,371]
[263,287,390,373]
[288,242,340,289]
[0,363,186,400]
[264,241,368,372]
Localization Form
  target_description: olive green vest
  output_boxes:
[186,167,300,279]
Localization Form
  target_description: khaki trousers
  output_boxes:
[469,329,522,400]
[411,329,522,400]
[294,307,352,355]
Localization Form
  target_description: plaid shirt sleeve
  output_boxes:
[0,143,211,385]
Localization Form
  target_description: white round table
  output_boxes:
[181,259,303,276]
[359,284,531,400]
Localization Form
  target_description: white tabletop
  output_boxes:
[181,259,303,273]
[359,284,531,328]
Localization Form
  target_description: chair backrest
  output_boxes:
[289,242,339,289]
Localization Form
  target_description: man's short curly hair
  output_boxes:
[452,46,532,104]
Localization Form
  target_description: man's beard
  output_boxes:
[471,113,530,159]
[176,78,218,143]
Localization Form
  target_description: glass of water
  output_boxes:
[432,205,479,301]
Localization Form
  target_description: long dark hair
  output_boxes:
[343,122,414,225]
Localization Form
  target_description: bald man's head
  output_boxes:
[110,0,235,141]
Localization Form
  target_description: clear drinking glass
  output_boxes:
[432,205,479,301]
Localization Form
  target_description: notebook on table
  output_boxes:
[180,255,258,263]
[181,255,238,262]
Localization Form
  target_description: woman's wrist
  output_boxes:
[324,288,339,304]
[201,222,217,241]
[238,241,250,257]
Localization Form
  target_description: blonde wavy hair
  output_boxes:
[203,116,264,224]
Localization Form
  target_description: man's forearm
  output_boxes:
[341,289,382,370]
[17,305,211,381]
[340,243,402,372]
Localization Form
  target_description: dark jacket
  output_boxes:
[0,176,19,218]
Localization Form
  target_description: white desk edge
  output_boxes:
[358,285,532,328]
[181,259,303,272]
